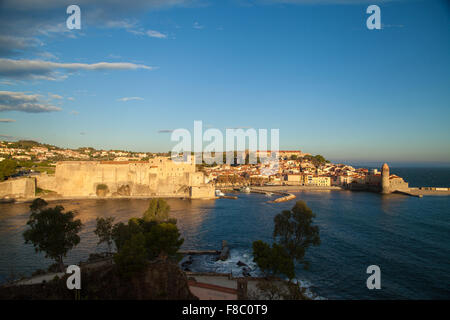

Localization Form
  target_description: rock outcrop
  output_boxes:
[218,240,230,261]
[0,259,197,300]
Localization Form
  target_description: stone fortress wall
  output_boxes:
[35,173,57,191]
[0,177,35,199]
[36,156,215,200]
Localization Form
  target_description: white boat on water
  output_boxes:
[215,190,225,197]
[240,186,251,193]
[265,192,274,197]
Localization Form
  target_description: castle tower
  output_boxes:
[381,163,390,194]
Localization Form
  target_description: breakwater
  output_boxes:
[249,187,296,203]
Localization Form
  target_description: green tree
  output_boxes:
[273,201,320,269]
[143,198,170,222]
[252,200,320,289]
[144,222,184,260]
[251,278,309,300]
[111,218,143,252]
[252,240,295,280]
[23,205,83,271]
[29,198,48,213]
[112,222,131,252]
[114,233,148,278]
[304,154,328,167]
[0,159,17,181]
[313,154,327,166]
[111,199,184,266]
[94,217,115,253]
[16,140,39,149]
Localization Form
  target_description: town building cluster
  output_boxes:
[0,141,153,162]
[202,150,408,190]
[1,141,409,192]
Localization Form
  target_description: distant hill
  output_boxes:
[16,140,41,148]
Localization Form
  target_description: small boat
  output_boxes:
[265,192,274,197]
[220,195,238,200]
[240,186,251,193]
[215,190,225,197]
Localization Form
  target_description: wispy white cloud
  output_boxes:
[117,97,144,102]
[0,35,41,57]
[49,93,63,99]
[107,54,122,59]
[0,91,62,113]
[67,97,75,101]
[107,23,169,42]
[105,19,139,30]
[37,22,81,38]
[0,1,206,60]
[36,51,58,60]
[0,80,16,86]
[0,118,16,122]
[70,110,79,115]
[126,27,168,39]
[0,0,201,12]
[0,59,155,80]
[146,30,168,39]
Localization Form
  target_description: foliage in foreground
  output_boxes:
[114,233,148,278]
[143,198,171,222]
[94,217,115,253]
[252,200,320,281]
[252,240,295,280]
[23,198,83,271]
[273,200,320,269]
[106,198,184,277]
[248,279,309,300]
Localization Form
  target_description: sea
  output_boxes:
[0,167,449,299]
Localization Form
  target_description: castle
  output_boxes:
[36,156,215,199]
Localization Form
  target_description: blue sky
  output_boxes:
[0,0,449,164]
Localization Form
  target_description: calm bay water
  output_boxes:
[0,168,449,299]
[388,167,450,188]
